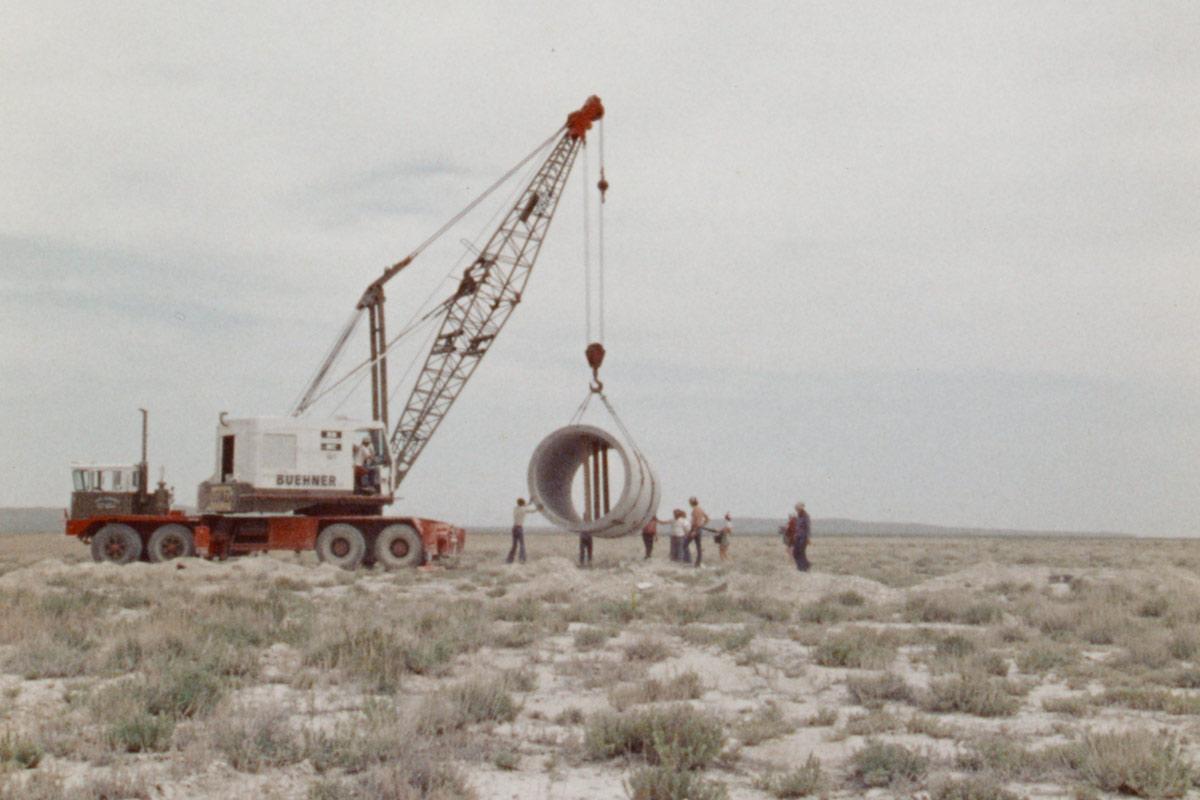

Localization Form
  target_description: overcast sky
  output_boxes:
[1,1,1197,535]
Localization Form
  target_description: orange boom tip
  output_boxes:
[566,95,604,140]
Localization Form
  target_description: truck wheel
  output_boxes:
[374,524,424,570]
[316,524,366,570]
[147,524,195,562]
[90,523,143,565]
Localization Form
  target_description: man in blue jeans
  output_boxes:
[792,502,811,571]
[507,498,540,564]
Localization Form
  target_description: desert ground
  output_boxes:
[3,530,1200,799]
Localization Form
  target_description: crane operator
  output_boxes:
[353,437,377,494]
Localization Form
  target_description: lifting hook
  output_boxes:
[585,342,606,393]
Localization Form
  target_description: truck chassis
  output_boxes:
[66,512,463,570]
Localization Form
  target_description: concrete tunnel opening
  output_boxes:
[527,424,659,539]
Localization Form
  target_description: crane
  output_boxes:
[65,96,607,570]
[293,95,605,493]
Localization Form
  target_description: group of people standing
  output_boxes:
[506,495,811,571]
[640,496,733,568]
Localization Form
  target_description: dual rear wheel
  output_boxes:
[90,523,195,564]
[315,523,423,570]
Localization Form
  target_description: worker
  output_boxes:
[717,512,733,561]
[668,509,688,562]
[641,516,660,559]
[507,498,540,564]
[792,502,811,572]
[353,437,375,493]
[579,530,593,567]
[687,496,709,568]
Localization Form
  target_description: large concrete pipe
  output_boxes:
[527,424,659,538]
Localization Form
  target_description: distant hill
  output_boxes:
[0,507,62,533]
[731,517,1131,538]
[512,517,1132,538]
[0,508,1133,538]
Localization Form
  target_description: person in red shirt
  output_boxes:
[641,516,659,559]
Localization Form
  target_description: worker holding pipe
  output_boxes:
[507,498,541,564]
[641,515,661,559]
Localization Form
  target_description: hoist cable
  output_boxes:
[299,134,558,416]
[566,386,646,463]
[582,143,592,343]
[406,129,561,264]
[290,307,364,414]
[569,391,593,425]
[293,130,561,415]
[597,118,606,342]
[385,143,544,410]
[387,313,443,407]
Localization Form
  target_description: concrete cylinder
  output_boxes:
[527,424,659,538]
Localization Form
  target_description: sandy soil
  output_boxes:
[2,531,1200,799]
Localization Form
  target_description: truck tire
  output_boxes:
[90,523,143,565]
[374,524,424,570]
[147,524,195,562]
[316,524,366,570]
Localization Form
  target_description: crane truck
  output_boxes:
[65,95,606,569]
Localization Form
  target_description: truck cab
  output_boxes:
[68,463,171,520]
[197,416,394,515]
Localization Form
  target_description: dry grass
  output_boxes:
[812,628,897,669]
[849,739,928,788]
[5,531,1200,798]
[609,671,703,711]
[755,753,826,798]
[734,701,796,746]
[584,705,725,769]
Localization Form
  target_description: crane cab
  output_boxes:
[197,416,393,515]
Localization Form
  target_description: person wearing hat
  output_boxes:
[792,502,811,571]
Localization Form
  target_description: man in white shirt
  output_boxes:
[507,498,540,564]
[669,509,688,562]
